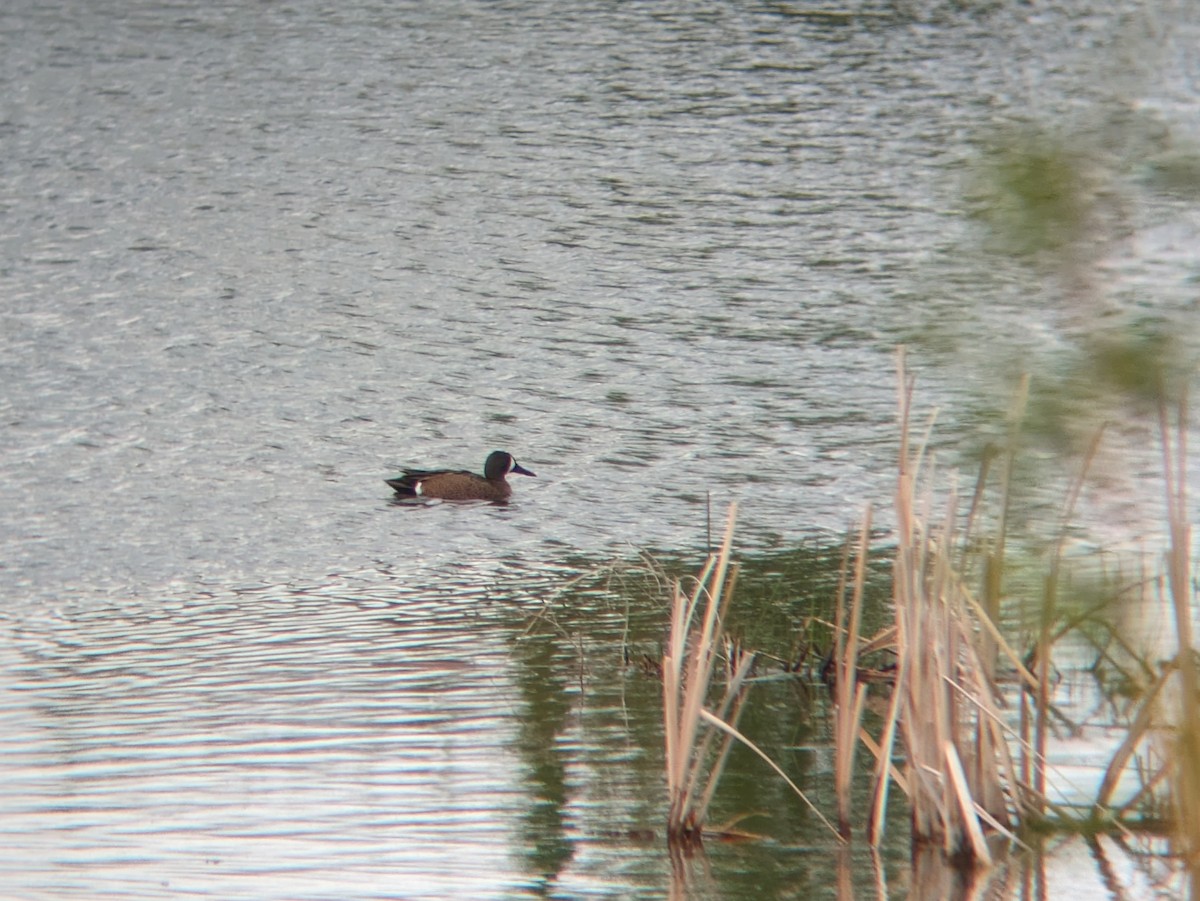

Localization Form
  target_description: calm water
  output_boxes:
[2,0,1198,897]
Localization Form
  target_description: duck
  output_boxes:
[385,450,536,502]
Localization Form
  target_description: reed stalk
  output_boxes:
[1032,426,1105,818]
[981,375,1026,824]
[833,508,872,838]
[1158,387,1199,894]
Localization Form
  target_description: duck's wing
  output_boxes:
[385,467,476,495]
[397,468,443,479]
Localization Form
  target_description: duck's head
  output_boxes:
[485,450,536,480]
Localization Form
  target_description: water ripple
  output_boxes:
[0,574,539,899]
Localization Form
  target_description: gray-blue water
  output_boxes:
[2,1,1198,897]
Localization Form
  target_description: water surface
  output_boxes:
[2,0,1198,897]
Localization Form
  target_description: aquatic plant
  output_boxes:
[863,352,1020,864]
[1090,389,1200,895]
[831,511,872,840]
[662,504,747,844]
[873,354,1199,887]
[653,347,1197,890]
[662,503,838,845]
[1158,389,1200,896]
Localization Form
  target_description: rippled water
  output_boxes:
[0,573,532,897]
[2,0,1198,897]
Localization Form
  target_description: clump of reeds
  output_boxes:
[658,350,1197,883]
[851,350,1024,864]
[867,352,1199,880]
[662,503,750,844]
[662,502,838,845]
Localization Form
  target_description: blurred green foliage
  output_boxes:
[968,128,1095,261]
[955,118,1196,470]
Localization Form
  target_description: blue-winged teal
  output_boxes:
[385,450,536,502]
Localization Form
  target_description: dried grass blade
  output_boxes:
[1095,659,1172,811]
[943,741,993,867]
[697,707,844,841]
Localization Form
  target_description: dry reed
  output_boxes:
[1158,387,1199,893]
[663,502,839,845]
[662,503,747,843]
[832,509,872,839]
[861,349,1017,864]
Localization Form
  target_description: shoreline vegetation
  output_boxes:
[656,348,1198,897]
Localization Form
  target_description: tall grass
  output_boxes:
[851,352,1198,879]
